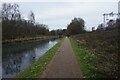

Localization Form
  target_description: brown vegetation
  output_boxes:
[2,36,59,44]
[72,28,118,78]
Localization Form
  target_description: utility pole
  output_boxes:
[103,13,107,27]
[118,1,120,18]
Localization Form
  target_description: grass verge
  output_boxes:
[16,38,64,78]
[70,37,102,78]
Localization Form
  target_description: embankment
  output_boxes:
[2,36,60,44]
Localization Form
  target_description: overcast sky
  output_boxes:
[0,0,119,31]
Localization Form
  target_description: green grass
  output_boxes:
[71,28,118,78]
[16,38,64,78]
[70,37,103,78]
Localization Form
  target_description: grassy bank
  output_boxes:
[70,38,102,78]
[72,28,118,78]
[16,38,64,78]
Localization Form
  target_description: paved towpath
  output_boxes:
[40,37,82,78]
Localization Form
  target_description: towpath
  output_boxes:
[40,37,82,78]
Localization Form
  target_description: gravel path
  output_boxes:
[40,37,82,78]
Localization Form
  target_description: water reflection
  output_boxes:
[2,39,61,78]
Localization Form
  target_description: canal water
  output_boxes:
[2,38,61,78]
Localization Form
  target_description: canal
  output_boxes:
[2,38,61,78]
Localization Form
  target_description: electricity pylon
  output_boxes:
[103,12,119,27]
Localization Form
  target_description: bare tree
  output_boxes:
[28,11,35,24]
[2,3,21,20]
[2,3,9,20]
[11,3,21,20]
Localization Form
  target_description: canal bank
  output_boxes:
[2,38,63,78]
[2,36,60,44]
[15,38,64,78]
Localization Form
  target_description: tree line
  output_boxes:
[1,3,89,41]
[66,17,119,36]
[1,3,52,40]
[2,3,119,41]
